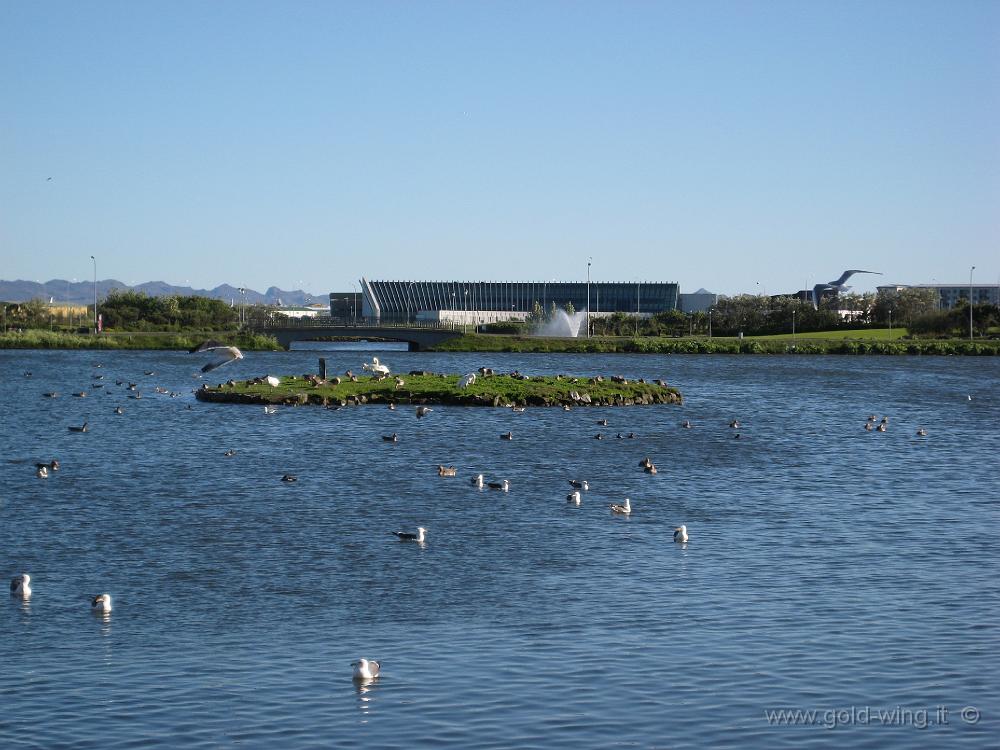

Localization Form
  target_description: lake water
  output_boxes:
[2,347,998,749]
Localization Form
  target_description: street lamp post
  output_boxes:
[888,309,892,339]
[587,258,592,339]
[708,311,712,338]
[351,282,358,320]
[464,289,469,333]
[792,309,796,341]
[969,265,976,341]
[90,255,97,334]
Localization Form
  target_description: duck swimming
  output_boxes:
[10,574,31,598]
[610,498,631,515]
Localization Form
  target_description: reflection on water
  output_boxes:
[354,677,380,721]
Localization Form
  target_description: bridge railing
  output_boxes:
[253,316,459,331]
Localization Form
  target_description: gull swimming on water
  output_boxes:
[415,406,433,419]
[674,525,688,543]
[91,593,112,613]
[10,573,31,598]
[568,480,589,490]
[352,658,381,680]
[471,473,484,488]
[487,479,510,492]
[393,527,426,543]
[36,465,48,478]
[382,433,398,442]
[567,490,581,505]
[68,421,89,433]
[610,498,631,515]
[190,340,244,373]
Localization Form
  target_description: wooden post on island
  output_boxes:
[319,358,327,380]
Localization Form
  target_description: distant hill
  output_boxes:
[0,279,325,307]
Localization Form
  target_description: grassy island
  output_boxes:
[196,372,682,408]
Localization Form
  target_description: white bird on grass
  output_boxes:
[458,373,477,388]
[352,658,381,680]
[363,357,390,376]
[190,340,244,373]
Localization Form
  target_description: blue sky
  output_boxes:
[2,1,997,297]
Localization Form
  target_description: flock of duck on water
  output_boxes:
[11,348,750,673]
[11,343,249,614]
[19,348,934,681]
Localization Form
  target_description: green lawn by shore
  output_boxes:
[0,329,281,350]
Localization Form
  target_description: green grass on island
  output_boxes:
[197,372,682,408]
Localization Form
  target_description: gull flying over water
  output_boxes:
[190,340,244,373]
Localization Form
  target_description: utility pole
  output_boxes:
[969,265,975,341]
[586,258,592,339]
[90,255,97,334]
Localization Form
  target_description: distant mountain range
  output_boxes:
[0,279,326,307]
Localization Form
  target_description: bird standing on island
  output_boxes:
[362,357,390,376]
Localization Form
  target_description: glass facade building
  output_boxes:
[357,278,680,322]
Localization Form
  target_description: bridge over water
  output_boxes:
[253,318,465,350]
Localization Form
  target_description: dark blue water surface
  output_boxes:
[2,347,998,749]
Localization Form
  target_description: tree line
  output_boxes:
[1,290,239,332]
